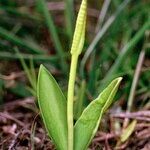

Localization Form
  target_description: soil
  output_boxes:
[0,97,150,150]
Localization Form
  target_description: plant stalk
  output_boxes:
[67,54,78,150]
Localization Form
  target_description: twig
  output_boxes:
[112,111,150,117]
[0,112,24,127]
[93,132,118,142]
[136,123,150,129]
[1,97,35,109]
[8,132,20,150]
[112,111,150,122]
[136,127,150,139]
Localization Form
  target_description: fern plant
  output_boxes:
[37,0,122,149]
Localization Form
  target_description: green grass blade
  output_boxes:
[0,27,45,54]
[80,0,131,77]
[0,52,69,63]
[100,19,150,91]
[29,58,37,92]
[15,48,37,93]
[0,6,42,22]
[37,0,68,73]
[65,0,74,39]
[37,65,67,150]
[74,77,122,150]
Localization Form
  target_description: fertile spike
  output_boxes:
[71,0,87,55]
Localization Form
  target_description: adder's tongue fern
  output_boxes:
[37,0,122,150]
[67,0,87,149]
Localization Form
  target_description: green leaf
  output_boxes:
[37,65,67,150]
[121,120,137,142]
[74,77,122,150]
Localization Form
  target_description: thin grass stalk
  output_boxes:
[65,0,74,39]
[95,0,111,32]
[123,32,149,128]
[127,31,149,111]
[127,50,145,112]
[0,52,68,62]
[15,48,36,91]
[38,0,68,73]
[100,19,150,91]
[79,0,111,108]
[0,27,44,54]
[29,58,37,91]
[80,0,131,77]
[86,0,111,97]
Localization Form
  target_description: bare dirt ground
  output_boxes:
[0,97,150,150]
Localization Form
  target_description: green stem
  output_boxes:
[67,54,78,150]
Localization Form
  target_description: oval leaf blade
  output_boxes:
[37,65,67,150]
[74,77,122,150]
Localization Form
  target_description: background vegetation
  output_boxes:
[0,0,150,149]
